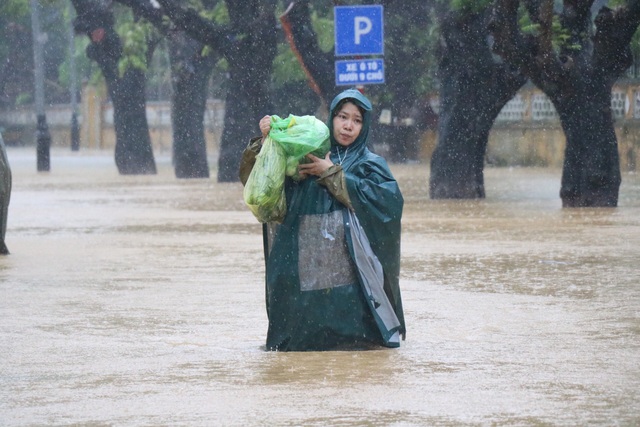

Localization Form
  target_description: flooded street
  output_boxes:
[1,147,639,426]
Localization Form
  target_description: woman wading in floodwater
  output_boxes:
[240,89,406,351]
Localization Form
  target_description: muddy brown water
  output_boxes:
[1,148,639,426]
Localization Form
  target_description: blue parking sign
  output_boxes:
[334,5,384,56]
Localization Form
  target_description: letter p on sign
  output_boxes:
[334,5,384,56]
[354,17,372,45]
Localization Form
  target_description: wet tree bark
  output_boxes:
[216,1,277,182]
[0,21,33,108]
[554,82,621,207]
[113,0,216,179]
[71,1,156,175]
[147,0,277,182]
[430,8,526,198]
[491,0,640,207]
[168,33,215,179]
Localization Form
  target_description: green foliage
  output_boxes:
[518,3,581,52]
[0,0,28,65]
[58,35,92,86]
[407,14,438,95]
[145,39,172,101]
[271,6,332,93]
[201,45,212,57]
[449,0,492,14]
[200,1,229,24]
[118,24,149,75]
[272,44,306,87]
[312,10,333,53]
[631,26,640,60]
[2,0,77,106]
[115,8,158,77]
[15,92,32,106]
[0,0,29,16]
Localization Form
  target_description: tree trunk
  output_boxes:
[489,0,639,207]
[168,33,214,179]
[119,0,277,182]
[72,2,156,175]
[430,9,526,199]
[110,67,157,174]
[430,97,492,198]
[216,0,277,182]
[553,85,621,207]
[217,65,267,182]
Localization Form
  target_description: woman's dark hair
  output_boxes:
[332,99,366,118]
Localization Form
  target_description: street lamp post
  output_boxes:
[30,0,51,171]
[68,7,80,151]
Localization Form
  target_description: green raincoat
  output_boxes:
[241,89,405,351]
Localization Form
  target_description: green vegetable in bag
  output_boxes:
[243,114,330,223]
[243,136,287,223]
[269,115,330,179]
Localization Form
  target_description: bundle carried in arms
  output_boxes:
[244,115,330,223]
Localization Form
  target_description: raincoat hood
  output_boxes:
[328,89,372,169]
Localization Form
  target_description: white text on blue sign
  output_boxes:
[335,59,385,86]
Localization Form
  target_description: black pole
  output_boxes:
[69,5,80,151]
[36,114,51,171]
[71,112,80,151]
[31,0,51,171]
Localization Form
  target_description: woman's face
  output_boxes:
[332,102,363,147]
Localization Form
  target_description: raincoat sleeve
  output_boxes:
[239,136,263,186]
[316,164,353,210]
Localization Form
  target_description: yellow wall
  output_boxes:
[417,84,640,172]
[2,83,639,172]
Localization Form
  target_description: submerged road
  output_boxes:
[1,148,639,426]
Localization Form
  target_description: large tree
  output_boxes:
[429,1,527,199]
[114,0,217,179]
[1,0,82,108]
[0,4,32,109]
[167,32,217,179]
[491,0,640,207]
[71,0,157,174]
[148,0,278,182]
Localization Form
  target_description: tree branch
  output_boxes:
[278,1,334,104]
[113,0,166,29]
[490,0,533,69]
[592,1,640,75]
[151,0,231,54]
[492,0,568,88]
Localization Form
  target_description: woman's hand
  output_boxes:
[259,115,271,142]
[297,152,333,178]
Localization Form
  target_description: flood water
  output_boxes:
[1,147,639,426]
